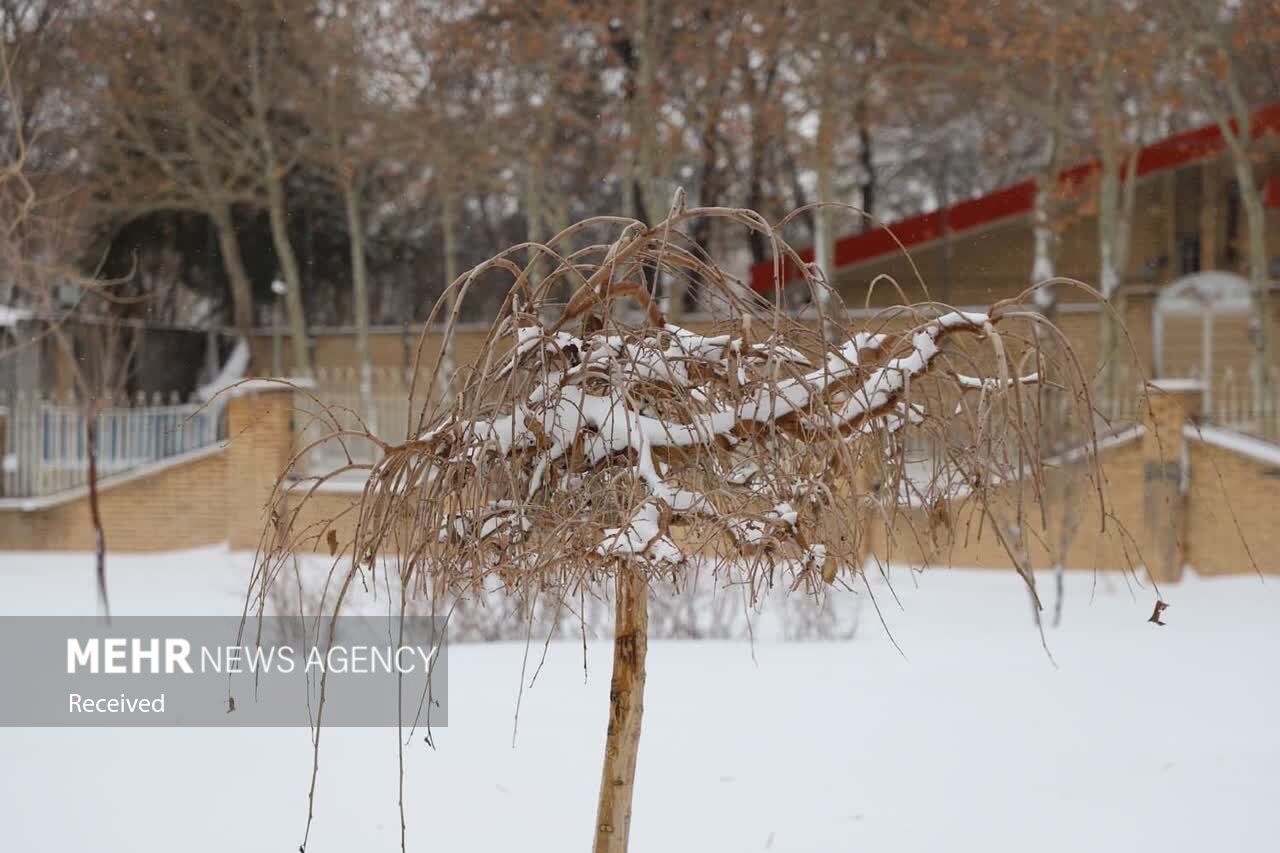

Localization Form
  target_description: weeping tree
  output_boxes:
[250,195,1101,852]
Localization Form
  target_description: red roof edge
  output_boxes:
[1265,175,1280,210]
[750,101,1280,293]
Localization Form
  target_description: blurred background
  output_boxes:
[1,0,1278,507]
[2,1,1275,353]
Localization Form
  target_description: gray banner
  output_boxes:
[0,616,448,727]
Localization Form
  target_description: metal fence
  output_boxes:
[0,391,224,498]
[293,367,418,475]
[1107,363,1277,436]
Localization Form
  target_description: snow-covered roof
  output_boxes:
[196,338,251,401]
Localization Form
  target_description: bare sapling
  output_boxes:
[0,41,137,619]
[248,191,1107,852]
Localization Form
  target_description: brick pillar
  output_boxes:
[225,384,296,550]
[1141,380,1202,583]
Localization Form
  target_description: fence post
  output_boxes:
[1141,379,1202,584]
[225,382,298,550]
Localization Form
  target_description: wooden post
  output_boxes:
[594,570,648,853]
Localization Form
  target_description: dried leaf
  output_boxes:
[1148,600,1169,626]
[326,529,339,557]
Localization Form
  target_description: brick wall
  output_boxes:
[0,449,227,552]
[0,384,293,553]
[3,378,1278,581]
[1184,437,1280,575]
[872,385,1280,579]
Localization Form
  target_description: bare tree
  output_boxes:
[289,1,402,416]
[243,5,311,375]
[0,38,135,616]
[1085,0,1172,413]
[249,197,1102,853]
[87,1,260,337]
[1172,0,1279,438]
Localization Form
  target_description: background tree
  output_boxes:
[1084,0,1176,411]
[289,0,400,413]
[1,38,134,617]
[1172,0,1280,438]
[87,1,262,337]
[242,0,312,374]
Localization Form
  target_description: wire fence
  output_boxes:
[0,390,223,499]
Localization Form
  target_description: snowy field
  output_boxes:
[0,547,1277,852]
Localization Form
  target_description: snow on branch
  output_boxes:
[255,202,1098,618]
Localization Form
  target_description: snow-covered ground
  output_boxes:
[0,548,1276,852]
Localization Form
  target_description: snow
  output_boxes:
[218,375,317,397]
[0,304,33,327]
[828,313,989,428]
[1046,424,1145,467]
[596,500,680,564]
[1,548,1277,852]
[956,372,1039,390]
[1186,423,1280,467]
[1149,377,1205,392]
[195,337,251,401]
[1156,271,1253,313]
[438,318,985,483]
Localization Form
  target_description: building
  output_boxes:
[750,103,1280,427]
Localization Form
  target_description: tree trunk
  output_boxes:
[86,407,110,621]
[1096,143,1138,416]
[593,570,648,853]
[1091,2,1138,416]
[176,60,254,339]
[857,100,875,232]
[266,171,311,376]
[813,44,839,344]
[436,189,459,407]
[210,203,256,337]
[250,28,310,377]
[1228,152,1274,439]
[342,177,375,433]
[1194,10,1276,438]
[1031,63,1064,315]
[634,0,658,225]
[524,153,548,322]
[939,154,952,305]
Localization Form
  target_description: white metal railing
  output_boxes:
[1106,363,1277,437]
[0,390,224,498]
[289,359,1279,478]
[293,367,417,475]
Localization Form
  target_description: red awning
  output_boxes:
[750,102,1280,293]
